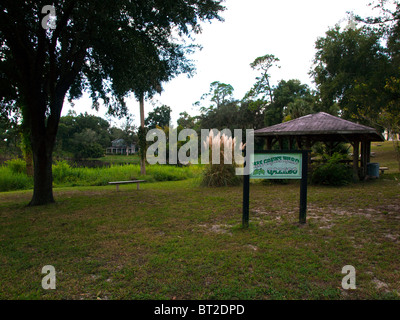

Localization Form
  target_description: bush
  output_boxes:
[148,165,194,181]
[52,160,74,184]
[5,158,26,174]
[201,163,242,187]
[201,132,243,187]
[0,167,33,191]
[74,143,104,159]
[311,153,353,186]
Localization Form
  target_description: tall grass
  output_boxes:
[4,158,27,174]
[53,161,200,186]
[201,131,243,187]
[0,160,201,192]
[52,161,200,187]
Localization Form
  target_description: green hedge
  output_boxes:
[311,153,353,186]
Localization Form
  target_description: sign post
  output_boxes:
[299,151,308,224]
[242,150,309,227]
[242,147,250,228]
[242,172,250,229]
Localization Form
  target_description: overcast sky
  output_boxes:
[62,0,379,128]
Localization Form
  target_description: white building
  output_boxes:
[106,139,137,155]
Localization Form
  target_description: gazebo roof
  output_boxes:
[254,112,384,142]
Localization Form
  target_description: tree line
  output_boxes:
[177,2,400,161]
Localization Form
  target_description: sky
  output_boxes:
[61,0,380,128]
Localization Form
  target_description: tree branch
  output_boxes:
[50,0,79,54]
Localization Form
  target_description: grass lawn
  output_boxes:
[371,141,400,174]
[0,142,399,300]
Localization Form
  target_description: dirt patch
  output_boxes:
[245,244,258,251]
[251,203,400,231]
[376,204,400,215]
[210,224,232,235]
[198,223,233,236]
[372,278,390,292]
[252,207,285,223]
[384,234,399,241]
[307,205,385,221]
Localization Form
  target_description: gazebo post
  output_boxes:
[289,137,293,150]
[352,140,360,181]
[305,139,311,150]
[266,137,273,150]
[278,138,284,150]
[366,141,371,164]
[296,137,302,150]
[360,139,368,179]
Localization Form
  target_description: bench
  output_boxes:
[379,167,389,174]
[108,180,146,191]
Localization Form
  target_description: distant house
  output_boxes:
[106,139,137,155]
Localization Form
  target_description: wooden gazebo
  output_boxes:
[254,112,385,180]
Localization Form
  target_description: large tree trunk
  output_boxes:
[29,131,56,206]
[25,151,34,177]
[27,94,63,206]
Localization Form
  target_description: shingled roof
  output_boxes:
[254,112,384,141]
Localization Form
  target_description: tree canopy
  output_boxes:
[264,79,315,126]
[56,112,111,159]
[245,54,280,103]
[311,24,392,123]
[203,81,235,109]
[145,105,172,129]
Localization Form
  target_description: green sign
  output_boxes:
[250,153,302,179]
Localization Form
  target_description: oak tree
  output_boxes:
[0,0,225,205]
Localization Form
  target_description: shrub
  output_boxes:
[201,131,243,187]
[0,167,33,191]
[201,163,242,187]
[148,165,192,181]
[75,143,104,159]
[5,158,26,174]
[311,153,353,186]
[52,160,75,184]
